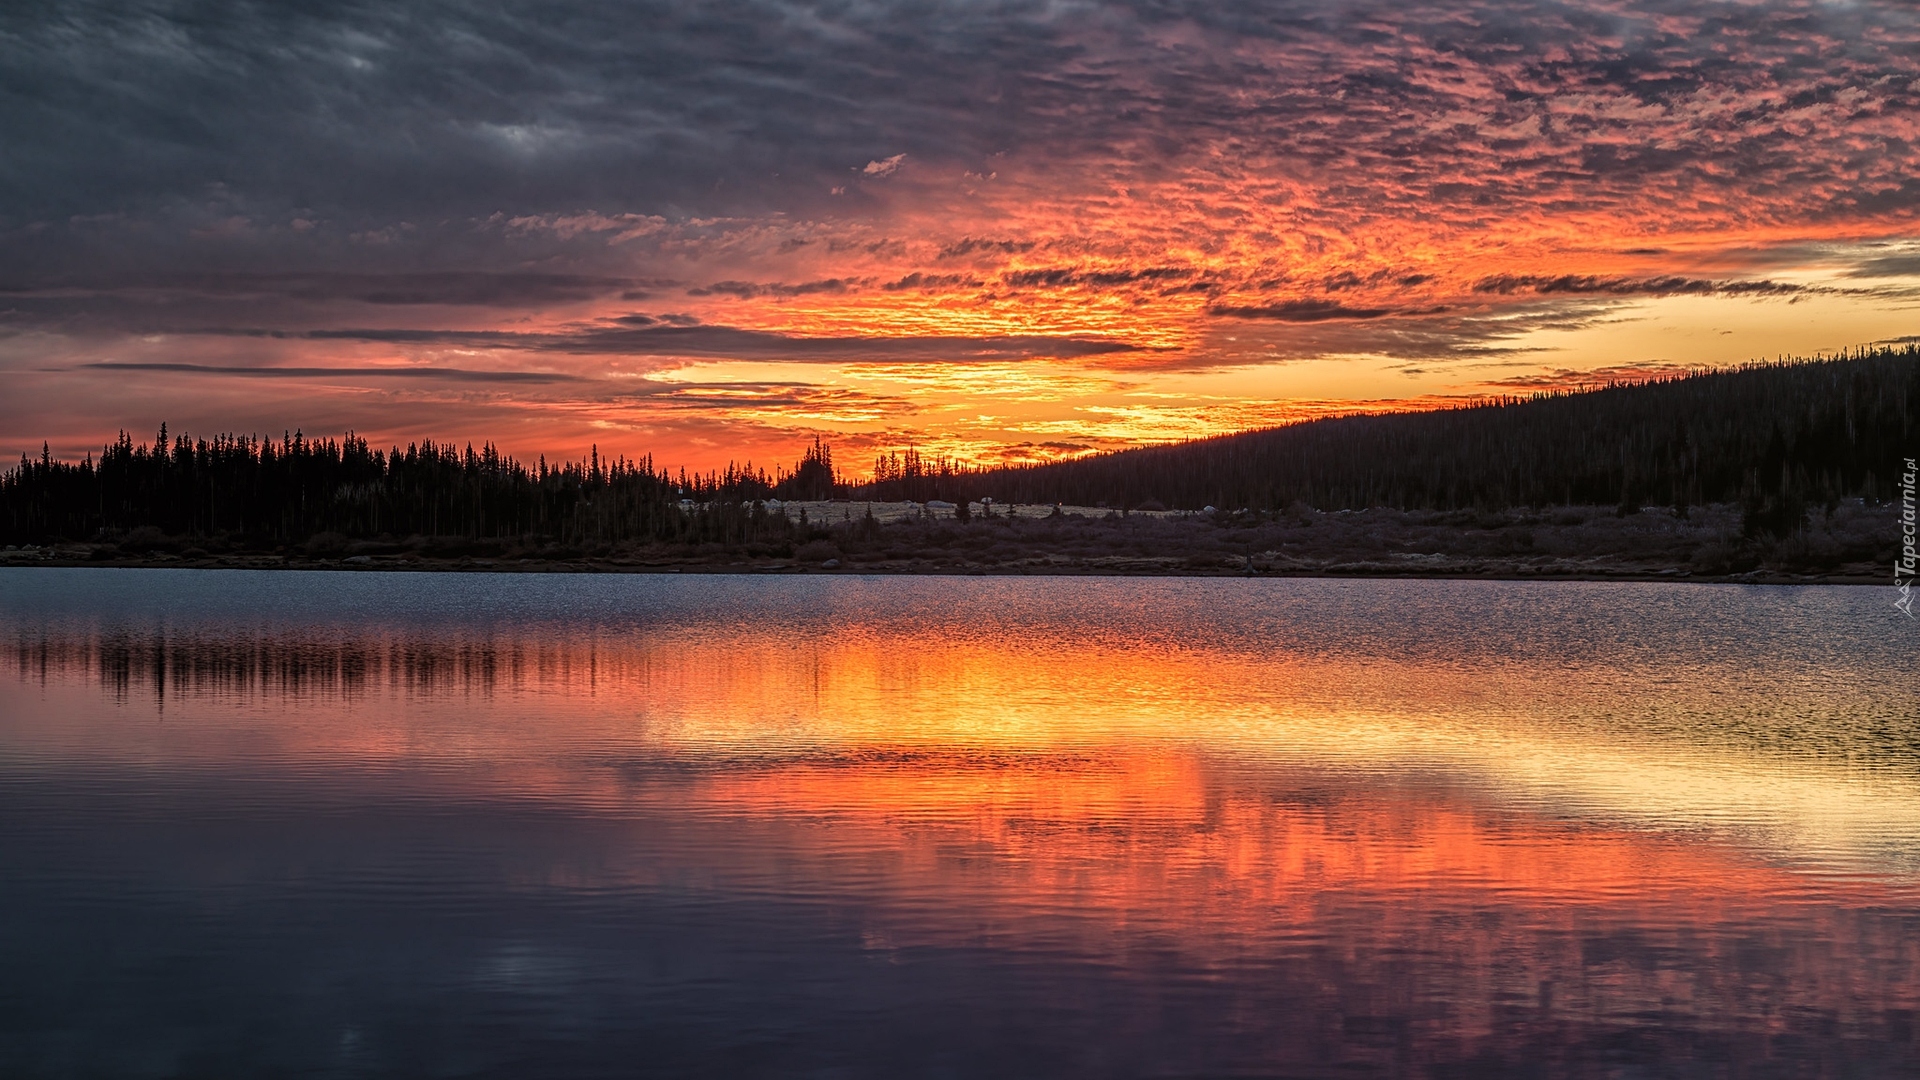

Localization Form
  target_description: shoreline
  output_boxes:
[4,500,1896,587]
[0,551,1887,586]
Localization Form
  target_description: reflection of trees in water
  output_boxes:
[5,630,537,703]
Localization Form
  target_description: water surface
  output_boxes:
[2,570,1916,1077]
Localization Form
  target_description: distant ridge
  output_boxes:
[968,348,1918,521]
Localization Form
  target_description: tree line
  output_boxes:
[1,427,836,548]
[3,347,1913,548]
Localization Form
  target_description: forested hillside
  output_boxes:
[975,347,1918,528]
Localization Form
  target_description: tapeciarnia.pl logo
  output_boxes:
[1898,456,1916,618]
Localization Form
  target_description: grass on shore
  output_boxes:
[2,499,1896,583]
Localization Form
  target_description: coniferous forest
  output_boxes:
[1,430,843,551]
[1,348,1913,571]
[976,347,1917,527]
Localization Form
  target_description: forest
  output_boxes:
[0,427,840,551]
[1,347,1913,560]
[970,346,1918,532]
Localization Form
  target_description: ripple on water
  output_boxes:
[0,569,1916,1077]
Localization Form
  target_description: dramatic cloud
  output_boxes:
[299,325,1146,362]
[1472,276,1813,298]
[0,272,651,305]
[5,0,1920,467]
[1210,300,1404,323]
[1847,255,1920,278]
[80,362,582,384]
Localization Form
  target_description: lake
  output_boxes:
[1,569,1915,1077]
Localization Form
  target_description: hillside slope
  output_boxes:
[974,349,1917,525]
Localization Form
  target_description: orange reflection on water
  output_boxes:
[9,609,1919,880]
[6,574,1920,1069]
[617,753,1920,1051]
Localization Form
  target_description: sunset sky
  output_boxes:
[6,0,1920,474]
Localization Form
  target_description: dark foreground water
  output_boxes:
[1,570,1916,1078]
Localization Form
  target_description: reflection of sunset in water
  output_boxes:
[665,758,1920,1048]
[3,572,1916,1074]
[12,590,1919,878]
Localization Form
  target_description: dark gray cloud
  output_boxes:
[1003,266,1195,289]
[881,272,982,292]
[0,273,656,339]
[0,271,653,305]
[685,279,861,299]
[81,361,579,383]
[1210,299,1402,322]
[613,380,910,415]
[1472,275,1811,298]
[937,239,1038,260]
[0,0,1010,236]
[1180,300,1627,366]
[8,0,1917,250]
[247,324,1146,362]
[1847,256,1920,279]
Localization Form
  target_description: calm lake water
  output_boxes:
[2,569,1916,1078]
